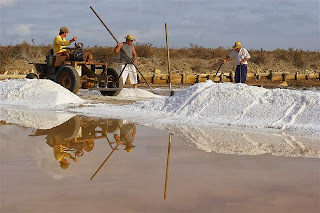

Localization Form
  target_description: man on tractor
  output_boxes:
[53,26,78,56]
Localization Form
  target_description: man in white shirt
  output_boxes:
[223,41,251,83]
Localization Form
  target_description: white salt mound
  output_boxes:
[133,80,320,133]
[0,79,85,109]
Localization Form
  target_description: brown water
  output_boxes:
[0,115,319,213]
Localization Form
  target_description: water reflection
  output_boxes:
[114,121,136,152]
[90,120,137,180]
[29,115,136,170]
[1,110,319,210]
[154,124,320,158]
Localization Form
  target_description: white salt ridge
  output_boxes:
[0,79,85,109]
[131,81,320,133]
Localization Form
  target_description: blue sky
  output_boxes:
[0,0,319,50]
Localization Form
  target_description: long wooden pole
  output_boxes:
[90,144,119,180]
[164,133,173,199]
[165,23,174,96]
[90,6,119,43]
[165,24,171,89]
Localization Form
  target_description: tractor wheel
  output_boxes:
[100,68,123,96]
[56,116,81,140]
[56,66,81,94]
[26,73,39,79]
[83,140,95,152]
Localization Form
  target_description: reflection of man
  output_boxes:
[53,144,78,169]
[114,121,136,152]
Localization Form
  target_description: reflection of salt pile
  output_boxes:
[161,124,320,158]
[0,79,84,109]
[0,108,76,129]
[133,81,320,133]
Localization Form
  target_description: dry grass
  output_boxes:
[0,42,51,73]
[85,45,114,63]
[0,42,319,74]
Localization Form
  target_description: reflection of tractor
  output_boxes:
[31,115,123,157]
[30,42,123,96]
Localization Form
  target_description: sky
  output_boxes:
[0,0,319,50]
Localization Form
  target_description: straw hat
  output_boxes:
[60,26,70,33]
[124,35,136,41]
[232,41,242,49]
[124,144,135,152]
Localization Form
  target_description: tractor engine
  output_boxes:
[68,42,84,61]
[68,42,94,62]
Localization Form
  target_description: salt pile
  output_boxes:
[130,80,320,133]
[0,79,85,109]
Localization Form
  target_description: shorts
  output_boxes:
[119,64,138,85]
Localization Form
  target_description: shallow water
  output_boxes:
[0,113,319,213]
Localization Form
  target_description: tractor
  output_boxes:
[30,42,123,96]
[30,115,123,158]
